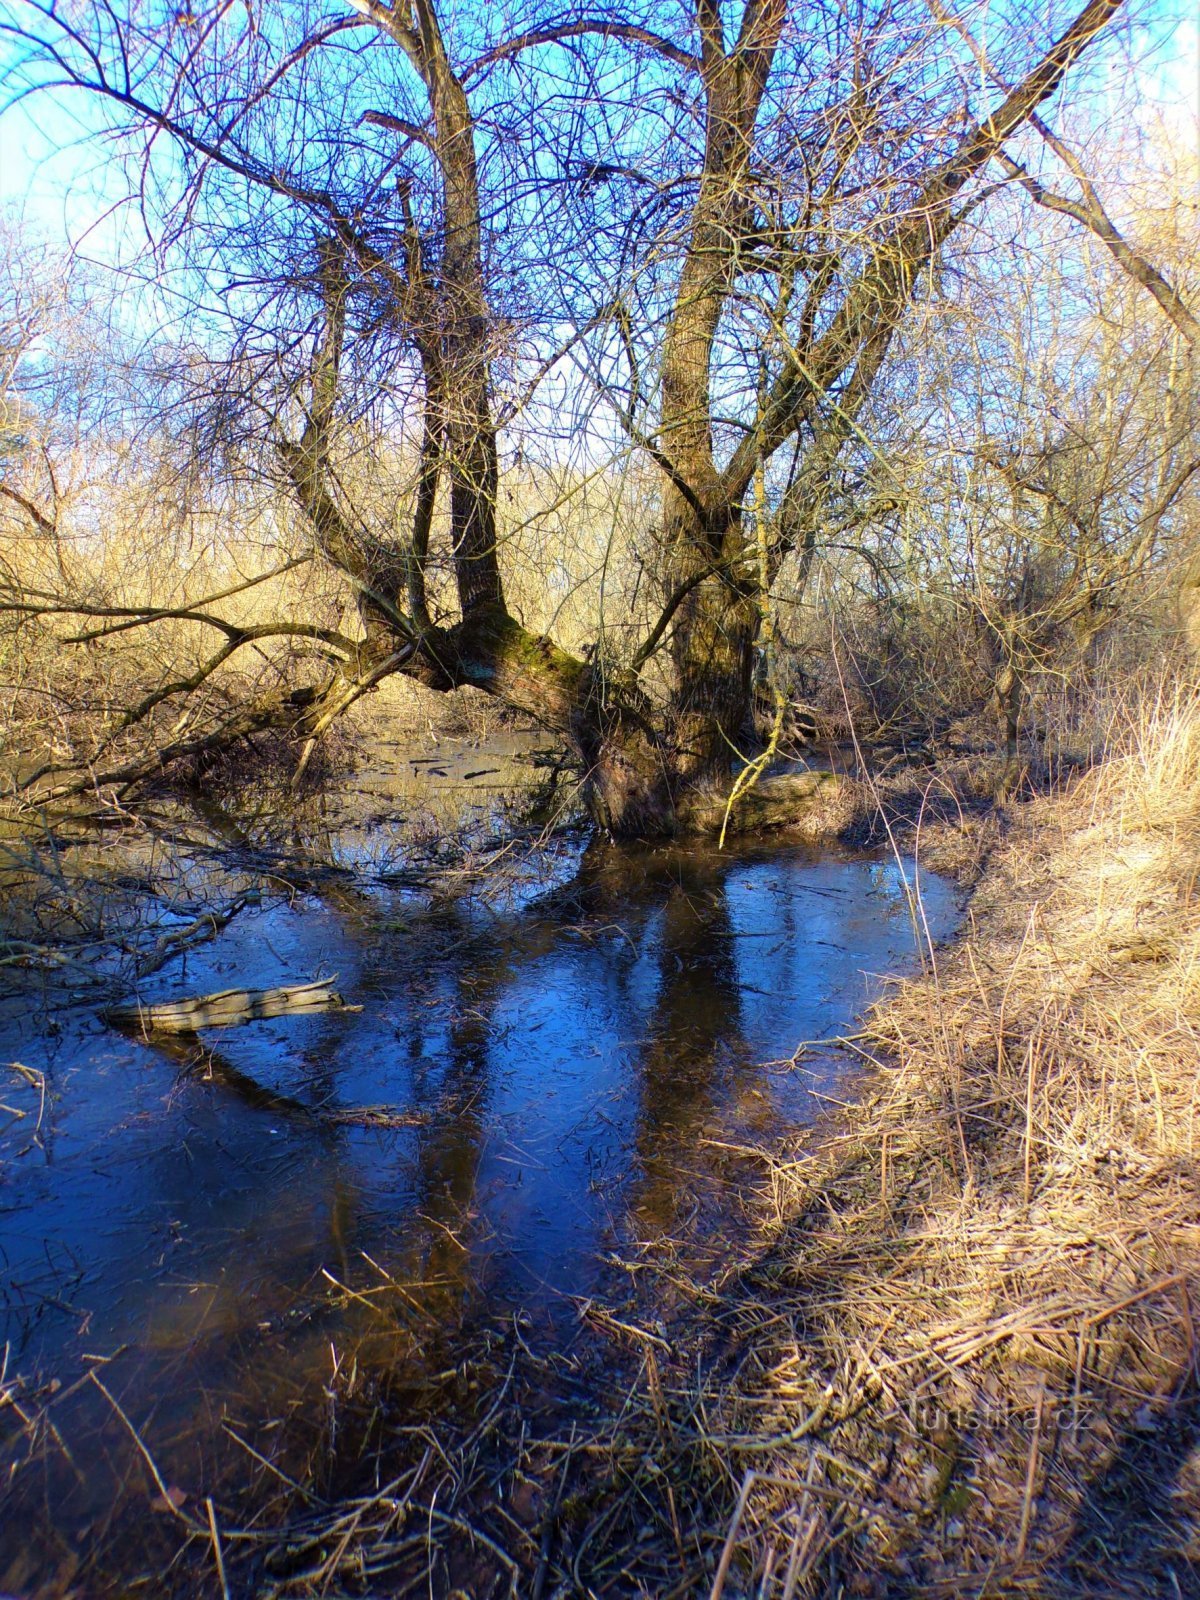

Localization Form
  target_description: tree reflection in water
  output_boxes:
[0,833,957,1587]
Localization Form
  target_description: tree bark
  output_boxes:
[657,1,787,784]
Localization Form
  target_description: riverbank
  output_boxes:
[7,697,1198,1596]
[684,689,1200,1595]
[0,762,964,1596]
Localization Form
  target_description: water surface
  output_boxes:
[0,748,959,1591]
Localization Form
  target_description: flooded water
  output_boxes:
[0,737,959,1595]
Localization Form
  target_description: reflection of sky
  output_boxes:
[0,842,959,1390]
[0,837,966,1581]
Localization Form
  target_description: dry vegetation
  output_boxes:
[670,683,1200,1595]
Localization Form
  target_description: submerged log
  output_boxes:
[104,977,359,1035]
[110,1026,422,1129]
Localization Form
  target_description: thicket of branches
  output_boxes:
[0,0,1196,824]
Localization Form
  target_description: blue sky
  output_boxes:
[3,0,1196,260]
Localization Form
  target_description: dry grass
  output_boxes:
[0,516,351,793]
[687,684,1200,1596]
[224,685,1200,1596]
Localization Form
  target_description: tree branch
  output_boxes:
[929,0,1198,346]
[24,680,331,801]
[995,146,1200,347]
[467,19,701,78]
[0,482,57,535]
[722,0,1126,500]
[360,107,435,148]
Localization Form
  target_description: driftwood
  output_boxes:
[104,976,359,1035]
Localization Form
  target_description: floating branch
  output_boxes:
[103,977,359,1035]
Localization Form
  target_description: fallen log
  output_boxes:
[104,976,359,1035]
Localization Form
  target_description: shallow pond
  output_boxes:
[0,743,960,1594]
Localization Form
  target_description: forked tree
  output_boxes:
[3,0,1128,831]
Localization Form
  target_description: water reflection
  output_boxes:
[0,826,956,1586]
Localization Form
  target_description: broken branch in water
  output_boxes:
[103,976,360,1035]
[107,1029,425,1131]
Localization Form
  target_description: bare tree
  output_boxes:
[781,151,1199,762]
[2,0,1128,830]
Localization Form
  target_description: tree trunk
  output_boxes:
[656,1,788,788]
